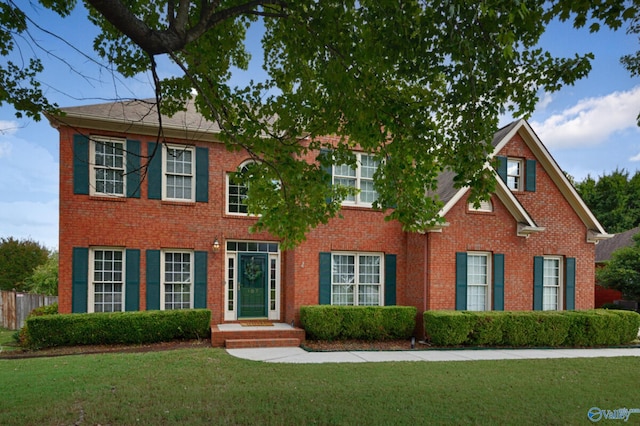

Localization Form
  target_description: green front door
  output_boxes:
[238,253,268,318]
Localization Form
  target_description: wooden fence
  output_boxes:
[0,291,58,330]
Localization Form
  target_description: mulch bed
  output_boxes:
[0,339,211,359]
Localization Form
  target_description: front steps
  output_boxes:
[211,322,306,348]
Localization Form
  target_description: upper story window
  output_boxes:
[90,137,125,196]
[507,158,522,191]
[468,198,493,212]
[333,153,379,206]
[164,145,194,201]
[227,162,251,215]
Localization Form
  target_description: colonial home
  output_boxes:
[47,99,610,346]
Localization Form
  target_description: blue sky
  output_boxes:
[0,4,639,249]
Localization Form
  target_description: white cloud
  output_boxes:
[0,141,11,158]
[530,85,640,149]
[536,92,553,111]
[0,120,18,135]
[629,152,640,162]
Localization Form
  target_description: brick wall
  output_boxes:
[425,132,595,311]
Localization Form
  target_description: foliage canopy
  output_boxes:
[597,233,640,301]
[3,0,640,246]
[0,237,50,292]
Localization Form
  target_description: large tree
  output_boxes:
[597,233,640,302]
[3,0,639,246]
[0,237,49,292]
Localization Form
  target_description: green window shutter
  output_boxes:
[147,142,162,200]
[73,134,89,195]
[496,156,507,185]
[533,256,544,310]
[493,253,504,311]
[455,252,467,310]
[194,251,208,308]
[319,252,331,304]
[126,140,141,198]
[146,250,161,310]
[384,254,397,306]
[565,257,576,310]
[125,249,140,311]
[72,247,89,313]
[525,159,537,192]
[195,147,209,202]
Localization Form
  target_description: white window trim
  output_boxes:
[160,249,194,310]
[88,247,125,314]
[224,241,281,321]
[162,144,195,202]
[468,198,493,212]
[333,153,379,207]
[543,256,564,311]
[466,252,491,311]
[226,161,253,215]
[507,158,522,191]
[331,251,384,306]
[89,136,126,197]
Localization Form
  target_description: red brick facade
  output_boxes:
[53,105,607,335]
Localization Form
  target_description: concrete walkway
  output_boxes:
[227,346,640,363]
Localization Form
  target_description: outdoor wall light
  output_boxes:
[212,238,220,252]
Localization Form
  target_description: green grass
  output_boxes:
[1,348,639,425]
[0,328,19,352]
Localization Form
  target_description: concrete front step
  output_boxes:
[211,323,306,348]
[225,338,301,349]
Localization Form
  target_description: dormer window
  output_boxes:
[507,158,522,191]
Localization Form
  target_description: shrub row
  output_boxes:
[23,309,211,349]
[424,309,640,347]
[300,305,416,341]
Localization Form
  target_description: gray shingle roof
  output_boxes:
[595,227,640,263]
[59,98,221,134]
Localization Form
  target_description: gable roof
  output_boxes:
[47,98,222,143]
[433,119,610,243]
[595,227,640,263]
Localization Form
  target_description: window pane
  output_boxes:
[164,252,192,310]
[467,254,488,311]
[92,251,124,313]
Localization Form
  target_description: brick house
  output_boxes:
[47,99,609,342]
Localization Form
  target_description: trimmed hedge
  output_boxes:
[300,305,416,341]
[23,309,211,349]
[424,309,640,347]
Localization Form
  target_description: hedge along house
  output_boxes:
[47,100,610,346]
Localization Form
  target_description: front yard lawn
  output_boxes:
[1,347,639,425]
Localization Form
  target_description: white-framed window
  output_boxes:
[90,137,125,196]
[466,252,491,311]
[163,144,195,201]
[543,257,563,311]
[226,162,251,215]
[331,252,383,306]
[89,248,124,313]
[468,198,493,212]
[507,158,522,191]
[161,250,193,310]
[333,153,379,206]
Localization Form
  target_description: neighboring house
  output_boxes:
[47,100,610,340]
[594,227,639,307]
